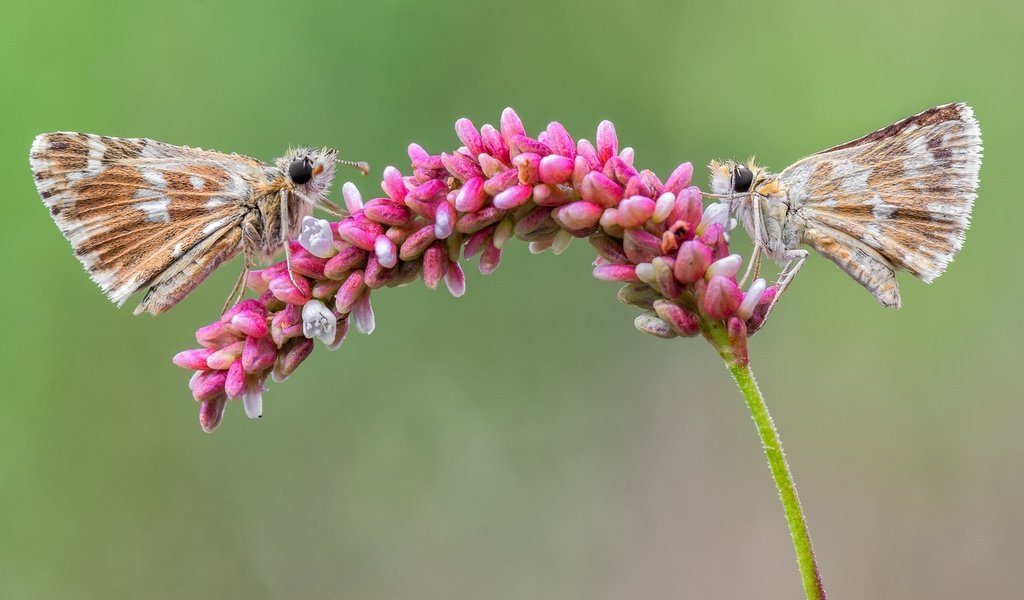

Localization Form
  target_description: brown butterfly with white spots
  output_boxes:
[708,102,981,319]
[29,133,367,315]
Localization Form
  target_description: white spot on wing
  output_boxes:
[205,197,228,209]
[202,217,229,235]
[189,175,205,190]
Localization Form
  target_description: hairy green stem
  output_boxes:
[706,322,827,600]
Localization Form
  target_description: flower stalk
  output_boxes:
[706,320,827,600]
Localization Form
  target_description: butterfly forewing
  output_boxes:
[30,133,267,311]
[782,103,981,283]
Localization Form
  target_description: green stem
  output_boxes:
[707,322,827,600]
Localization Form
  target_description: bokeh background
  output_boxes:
[2,0,1021,598]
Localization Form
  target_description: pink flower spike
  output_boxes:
[553,201,602,230]
[434,201,456,239]
[199,396,227,433]
[381,166,407,203]
[423,243,447,289]
[596,120,618,164]
[664,162,694,195]
[704,275,743,320]
[617,196,656,228]
[706,254,742,280]
[231,310,269,338]
[593,264,638,282]
[652,192,676,224]
[335,270,366,313]
[342,181,364,213]
[674,240,713,284]
[581,171,624,208]
[352,292,375,334]
[538,155,574,185]
[445,259,466,297]
[455,118,485,158]
[269,272,311,305]
[242,334,277,373]
[442,151,483,181]
[191,370,228,402]
[225,360,246,398]
[373,235,398,269]
[480,124,510,164]
[514,152,541,184]
[500,108,526,144]
[493,184,532,209]
[173,348,214,370]
[737,278,768,320]
[455,177,488,212]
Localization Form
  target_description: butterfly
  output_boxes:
[708,102,981,318]
[29,133,367,315]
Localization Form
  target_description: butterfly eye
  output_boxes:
[732,165,753,193]
[288,157,313,185]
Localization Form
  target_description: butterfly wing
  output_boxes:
[782,103,981,284]
[30,133,269,312]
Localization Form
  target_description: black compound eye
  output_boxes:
[288,157,313,185]
[732,165,753,193]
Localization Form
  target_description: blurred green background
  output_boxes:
[2,0,1021,597]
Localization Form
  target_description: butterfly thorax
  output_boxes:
[244,175,313,263]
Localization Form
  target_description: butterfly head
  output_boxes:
[709,159,774,210]
[279,147,338,199]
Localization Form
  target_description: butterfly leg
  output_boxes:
[758,248,808,325]
[738,196,764,287]
[280,189,302,289]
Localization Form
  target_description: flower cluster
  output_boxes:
[174,108,776,432]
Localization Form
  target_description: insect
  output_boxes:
[29,133,368,315]
[709,102,981,318]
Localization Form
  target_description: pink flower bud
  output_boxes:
[269,272,311,305]
[479,241,502,275]
[588,233,629,264]
[373,235,398,269]
[553,201,602,230]
[463,226,495,258]
[455,177,488,212]
[514,152,541,184]
[191,370,228,402]
[363,198,412,226]
[576,139,600,169]
[173,348,214,370]
[483,169,519,196]
[207,341,244,370]
[652,192,676,224]
[674,240,713,284]
[652,257,681,298]
[663,162,694,195]
[434,201,456,239]
[481,123,510,164]
[703,275,743,319]
[323,245,368,279]
[545,121,576,160]
[342,181,364,213]
[276,337,314,380]
[623,228,662,264]
[617,196,656,228]
[737,278,768,320]
[225,360,246,398]
[653,300,701,337]
[455,118,485,158]
[477,153,506,177]
[500,107,526,144]
[445,259,466,297]
[580,171,624,208]
[335,221,379,251]
[509,134,552,157]
[706,254,742,280]
[352,293,375,334]
[199,396,227,433]
[241,334,277,373]
[608,156,638,185]
[423,243,448,289]
[335,270,366,313]
[441,151,483,181]
[596,120,618,164]
[593,264,638,282]
[493,184,532,209]
[399,224,437,261]
[538,154,574,185]
[634,312,676,339]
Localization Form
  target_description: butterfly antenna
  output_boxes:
[337,159,370,176]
